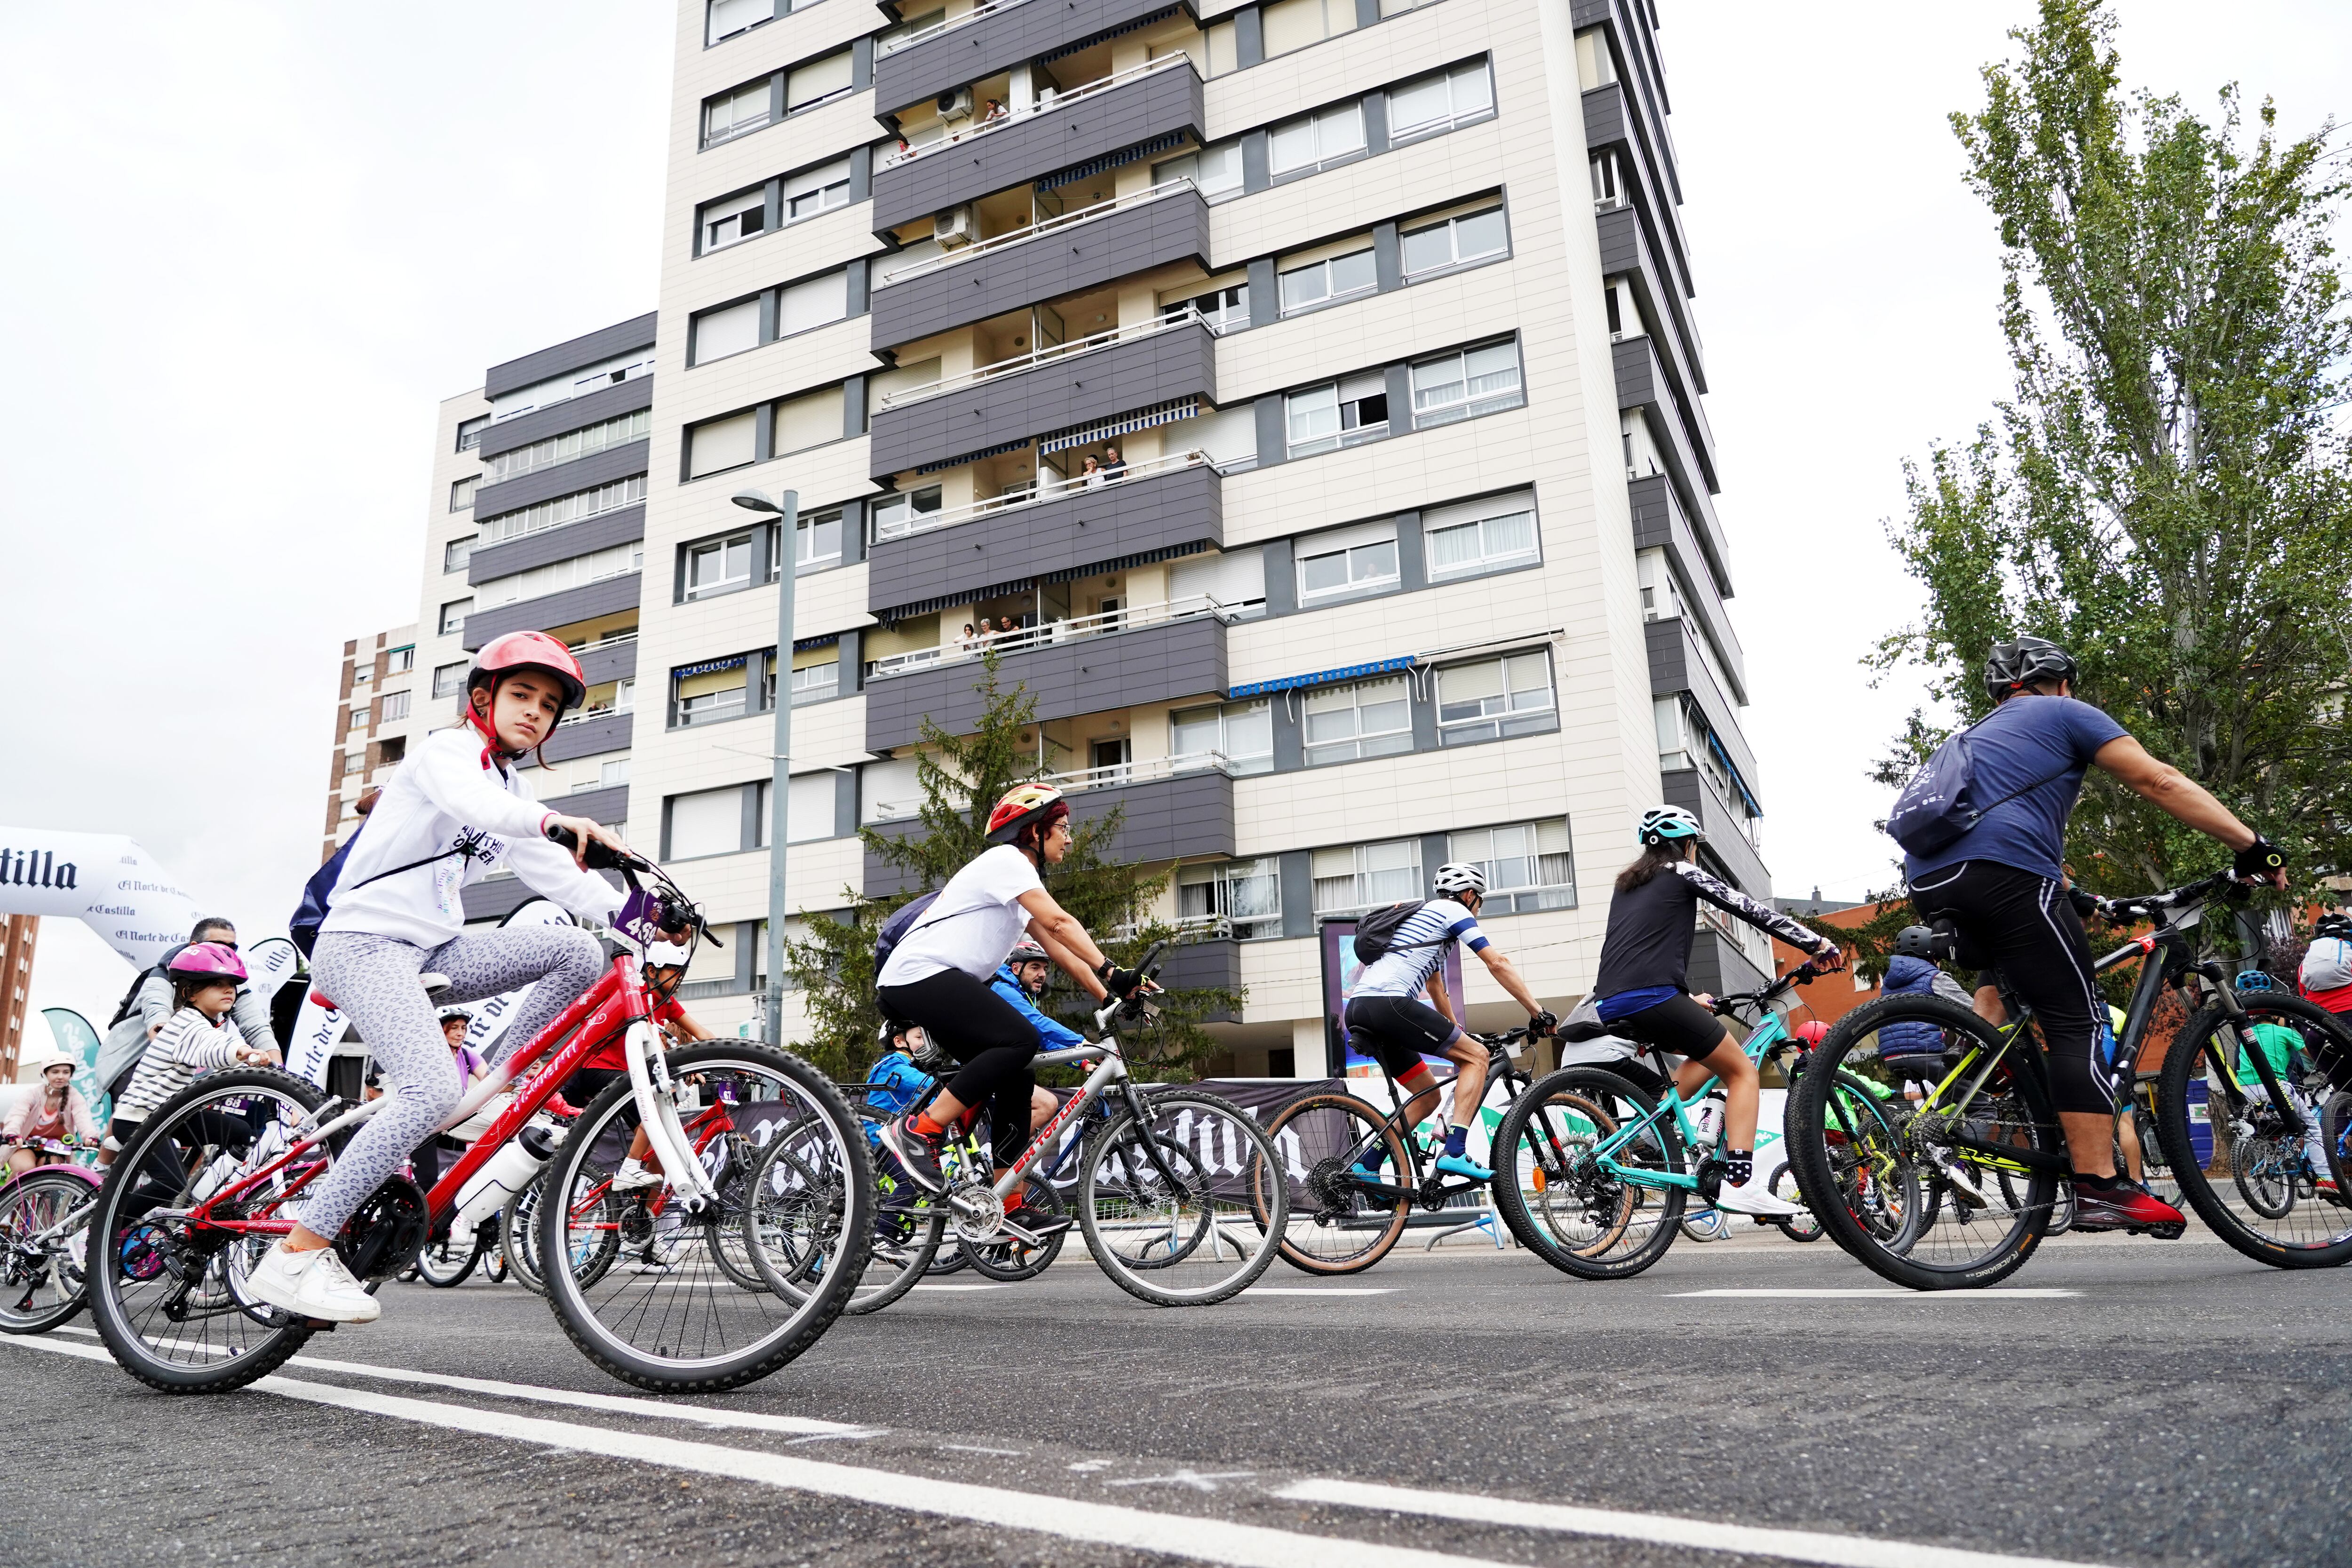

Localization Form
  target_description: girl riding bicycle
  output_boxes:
[1586,806,1845,1217]
[245,631,679,1326]
[5,1049,100,1174]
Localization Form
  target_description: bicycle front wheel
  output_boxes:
[1492,1067,1684,1280]
[541,1044,871,1392]
[413,1224,483,1288]
[0,1168,101,1333]
[1255,1092,1410,1275]
[1788,996,2053,1290]
[2157,995,2352,1268]
[1079,1090,1284,1305]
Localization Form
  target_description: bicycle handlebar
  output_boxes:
[1709,957,1828,1017]
[2096,870,2236,924]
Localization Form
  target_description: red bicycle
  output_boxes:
[85,838,872,1393]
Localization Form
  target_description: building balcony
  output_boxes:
[574,629,638,689]
[1662,764,1769,902]
[461,573,642,652]
[870,180,1210,350]
[875,0,1196,114]
[1614,335,1724,559]
[1627,474,1739,693]
[469,438,650,523]
[1584,80,1695,310]
[864,598,1229,749]
[871,310,1217,478]
[476,375,653,462]
[539,709,634,766]
[874,55,1202,232]
[1686,924,1771,1002]
[1646,613,1757,798]
[466,503,645,587]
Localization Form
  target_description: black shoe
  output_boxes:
[879,1115,946,1192]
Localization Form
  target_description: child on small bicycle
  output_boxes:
[5,1049,100,1174]
[104,943,281,1164]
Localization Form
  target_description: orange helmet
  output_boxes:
[986,782,1067,846]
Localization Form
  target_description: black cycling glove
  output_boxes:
[1529,1010,1558,1037]
[1099,965,1145,999]
[2066,885,2100,921]
[2233,836,2286,882]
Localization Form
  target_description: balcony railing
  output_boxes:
[877,308,1210,412]
[879,0,1034,56]
[865,592,1237,682]
[557,702,634,728]
[882,54,1187,170]
[569,629,639,657]
[872,447,1213,543]
[873,177,1196,290]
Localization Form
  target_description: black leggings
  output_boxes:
[877,969,1039,1166]
[1909,860,2118,1116]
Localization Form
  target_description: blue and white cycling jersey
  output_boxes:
[1351,899,1488,999]
[988,964,1087,1051]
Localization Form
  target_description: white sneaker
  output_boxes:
[1714,1183,1807,1219]
[611,1160,660,1193]
[243,1242,381,1323]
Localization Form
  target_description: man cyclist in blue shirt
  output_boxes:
[1904,637,2288,1233]
[1343,863,1555,1182]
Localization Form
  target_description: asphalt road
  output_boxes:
[3,1227,2344,1568]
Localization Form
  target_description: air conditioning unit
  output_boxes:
[932,205,977,248]
[937,87,974,121]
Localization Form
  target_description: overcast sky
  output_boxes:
[6,2,2348,1043]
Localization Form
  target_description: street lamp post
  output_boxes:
[731,487,798,1042]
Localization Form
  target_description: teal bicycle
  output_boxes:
[1493,961,1914,1280]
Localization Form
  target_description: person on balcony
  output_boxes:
[1099,445,1128,482]
[1079,455,1106,489]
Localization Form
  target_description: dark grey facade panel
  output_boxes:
[873,0,1199,112]
[1626,473,1740,691]
[1574,0,1683,206]
[866,459,1220,611]
[1596,202,1707,401]
[577,637,639,689]
[1251,397,1287,468]
[475,375,656,462]
[1661,769,1770,900]
[1155,938,1240,1015]
[1582,81,1692,301]
[483,312,659,401]
[863,768,1235,896]
[868,318,1216,477]
[872,63,1203,231]
[1608,307,1716,500]
[467,503,647,587]
[471,439,651,522]
[548,782,630,826]
[1614,335,1724,555]
[538,711,636,767]
[1684,924,1770,1001]
[863,613,1225,749]
[869,188,1210,348]
[461,866,625,923]
[1647,616,1759,800]
[460,572,644,651]
[1277,850,1313,937]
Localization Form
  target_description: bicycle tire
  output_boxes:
[86,1068,325,1393]
[0,1168,102,1333]
[746,1130,939,1314]
[1492,1066,1685,1280]
[501,1178,545,1296]
[1765,1163,1821,1242]
[1788,996,2053,1289]
[2322,1092,2352,1206]
[541,1043,872,1392]
[414,1224,484,1288]
[1254,1092,1410,1276]
[2156,995,2352,1268]
[960,1174,1066,1281]
[1078,1090,1285,1306]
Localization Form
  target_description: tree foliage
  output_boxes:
[1872,0,2352,910]
[780,653,1242,1082]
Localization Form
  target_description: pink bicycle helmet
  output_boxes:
[168,941,247,986]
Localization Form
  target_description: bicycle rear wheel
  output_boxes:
[1765,1163,1821,1242]
[1788,996,2054,1290]
[961,1174,1066,1281]
[86,1069,327,1393]
[1255,1092,1410,1275]
[414,1224,483,1288]
[541,1044,870,1392]
[0,1169,101,1333]
[1079,1090,1285,1305]
[2157,995,2352,1268]
[1492,1067,1684,1280]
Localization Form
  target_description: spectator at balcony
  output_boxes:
[955,621,977,656]
[981,98,1008,126]
[1100,445,1128,483]
[1079,455,1106,489]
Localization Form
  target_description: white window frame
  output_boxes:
[1387,59,1495,143]
[1161,281,1248,333]
[787,659,839,705]
[784,158,852,221]
[870,485,943,541]
[1303,676,1413,766]
[443,535,475,574]
[1410,339,1524,429]
[667,784,749,860]
[449,476,476,512]
[377,690,411,723]
[1168,698,1273,776]
[1277,247,1375,317]
[438,598,471,636]
[1286,374,1388,458]
[483,411,652,485]
[1268,102,1366,179]
[707,0,776,47]
[773,506,844,575]
[1311,838,1422,914]
[1176,858,1284,938]
[1295,522,1400,604]
[1400,205,1508,279]
[477,476,648,548]
[704,79,774,146]
[431,661,468,700]
[473,541,644,611]
[685,531,755,601]
[1424,492,1540,581]
[1152,140,1244,201]
[1446,820,1573,910]
[700,188,767,253]
[784,50,853,112]
[1434,649,1556,745]
[777,268,850,338]
[691,298,764,365]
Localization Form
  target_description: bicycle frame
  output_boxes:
[1585,1012,1795,1194]
[1346,1036,1533,1205]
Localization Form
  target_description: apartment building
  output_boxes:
[1,915,36,1083]
[320,624,421,860]
[397,0,1761,1073]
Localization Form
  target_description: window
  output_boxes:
[1170,699,1272,775]
[443,535,475,574]
[1590,151,1627,211]
[377,690,411,724]
[1278,247,1375,316]
[1287,373,1388,457]
[455,414,488,452]
[1153,140,1242,200]
[860,756,920,822]
[688,411,758,478]
[1295,521,1399,603]
[748,774,837,845]
[432,661,468,699]
[701,189,766,253]
[1448,820,1573,911]
[477,476,647,547]
[778,269,850,337]
[871,486,943,540]
[1388,60,1494,142]
[1411,339,1523,429]
[352,664,373,685]
[1312,838,1420,913]
[439,598,471,636]
[1401,206,1508,277]
[1177,858,1283,938]
[707,0,773,47]
[784,158,851,220]
[1425,491,1539,580]
[1161,282,1248,333]
[773,506,843,574]
[772,384,843,454]
[474,541,642,611]
[1303,676,1412,765]
[388,646,414,674]
[686,531,754,600]
[483,412,652,486]
[667,785,749,859]
[449,476,477,512]
[788,658,838,704]
[1261,0,1356,57]
[673,657,750,727]
[1435,651,1555,744]
[342,751,364,776]
[1269,103,1365,178]
[704,79,774,145]
[346,707,369,737]
[692,298,763,365]
[489,348,654,424]
[786,50,852,111]
[599,758,630,789]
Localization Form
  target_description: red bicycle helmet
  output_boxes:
[1792,1020,1829,1048]
[468,630,587,710]
[985,783,1068,847]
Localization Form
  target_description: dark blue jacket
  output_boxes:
[1878,954,1945,1061]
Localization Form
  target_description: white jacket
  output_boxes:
[320,727,623,949]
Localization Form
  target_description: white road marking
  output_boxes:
[1277,1478,2124,1568]
[942,1444,1025,1456]
[1244,1288,1394,1296]
[1106,1470,1255,1493]
[1069,1459,1116,1472]
[907,1283,1005,1291]
[1665,1297,2089,1307]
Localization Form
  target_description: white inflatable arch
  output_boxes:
[0,828,200,969]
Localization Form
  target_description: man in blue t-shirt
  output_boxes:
[1904,637,2288,1234]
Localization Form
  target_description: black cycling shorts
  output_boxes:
[1343,994,1460,1080]
[1613,993,1729,1064]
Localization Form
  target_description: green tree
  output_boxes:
[780,653,1242,1081]
[1872,0,2352,919]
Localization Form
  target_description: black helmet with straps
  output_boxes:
[1983,637,2079,703]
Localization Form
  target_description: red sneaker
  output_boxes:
[2072,1175,2186,1236]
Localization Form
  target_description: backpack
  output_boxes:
[106,943,189,1029]
[1884,723,2069,858]
[1352,900,1444,964]
[872,891,942,975]
[2301,937,2352,995]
